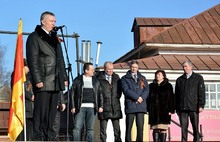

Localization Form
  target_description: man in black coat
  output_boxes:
[70,63,103,142]
[96,61,122,142]
[26,11,68,141]
[175,60,205,142]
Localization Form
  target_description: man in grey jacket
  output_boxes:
[26,11,68,141]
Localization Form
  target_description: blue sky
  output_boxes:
[0,0,219,77]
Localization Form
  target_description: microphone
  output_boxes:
[53,25,65,31]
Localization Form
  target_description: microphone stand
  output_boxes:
[59,27,74,141]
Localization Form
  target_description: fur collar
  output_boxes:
[35,25,59,48]
[153,78,169,86]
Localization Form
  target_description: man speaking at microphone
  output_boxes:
[26,11,68,141]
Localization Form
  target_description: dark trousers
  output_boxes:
[33,91,59,141]
[51,109,61,140]
[125,113,144,142]
[26,118,34,140]
[178,111,200,142]
[100,119,122,142]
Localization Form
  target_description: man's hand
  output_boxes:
[71,108,76,114]
[199,107,204,113]
[98,107,103,113]
[31,95,35,101]
[36,82,43,88]
[64,81,68,86]
[137,97,143,104]
[60,104,66,111]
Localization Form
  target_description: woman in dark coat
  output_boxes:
[148,70,175,142]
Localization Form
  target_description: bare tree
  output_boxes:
[0,43,11,102]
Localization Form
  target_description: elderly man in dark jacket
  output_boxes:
[121,60,149,142]
[96,61,122,142]
[26,11,68,141]
[175,60,205,142]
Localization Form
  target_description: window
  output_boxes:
[205,83,220,110]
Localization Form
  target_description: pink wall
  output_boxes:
[168,110,220,141]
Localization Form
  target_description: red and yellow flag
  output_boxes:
[8,19,26,141]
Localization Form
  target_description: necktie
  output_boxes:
[134,74,137,82]
[107,76,111,84]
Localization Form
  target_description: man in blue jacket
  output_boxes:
[121,60,149,142]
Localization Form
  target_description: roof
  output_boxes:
[113,4,220,71]
[113,54,220,71]
[147,4,220,44]
[131,17,186,31]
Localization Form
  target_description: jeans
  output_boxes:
[72,107,96,142]
[125,113,144,142]
[178,111,200,142]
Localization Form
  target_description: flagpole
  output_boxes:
[23,83,26,141]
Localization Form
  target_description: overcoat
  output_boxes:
[26,25,67,92]
[96,71,123,120]
[148,79,175,125]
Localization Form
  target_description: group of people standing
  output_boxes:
[148,60,205,142]
[69,59,205,142]
[16,10,205,142]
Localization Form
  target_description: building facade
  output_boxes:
[108,4,220,141]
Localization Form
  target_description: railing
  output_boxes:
[168,119,203,142]
[0,102,10,135]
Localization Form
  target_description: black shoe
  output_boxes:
[153,132,160,142]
